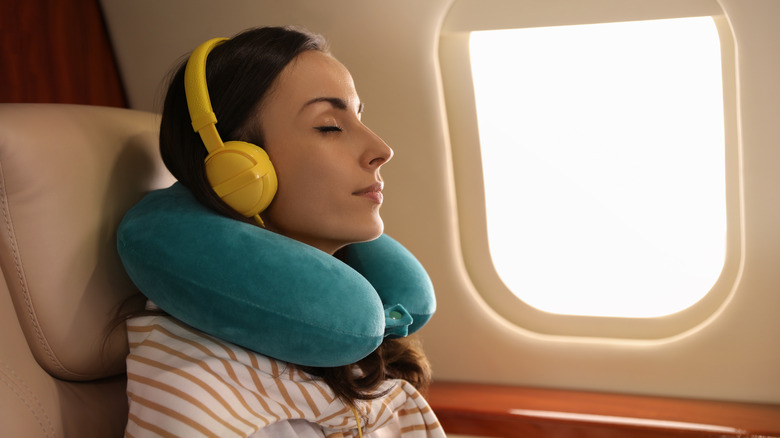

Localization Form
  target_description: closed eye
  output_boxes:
[315,126,343,133]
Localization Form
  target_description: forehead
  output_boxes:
[272,50,358,108]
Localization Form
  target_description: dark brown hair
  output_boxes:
[157,26,431,404]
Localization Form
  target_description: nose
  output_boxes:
[361,125,394,169]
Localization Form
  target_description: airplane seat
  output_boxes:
[0,104,174,437]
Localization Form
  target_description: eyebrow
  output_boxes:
[302,97,364,114]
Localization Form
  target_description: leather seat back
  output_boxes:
[0,104,174,437]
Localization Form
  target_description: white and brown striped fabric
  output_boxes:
[125,313,445,437]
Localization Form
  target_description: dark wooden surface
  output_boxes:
[0,0,126,107]
[428,381,780,437]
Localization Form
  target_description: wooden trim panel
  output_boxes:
[428,382,780,437]
[0,0,126,107]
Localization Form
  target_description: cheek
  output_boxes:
[272,155,339,215]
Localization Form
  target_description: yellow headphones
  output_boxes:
[184,37,277,227]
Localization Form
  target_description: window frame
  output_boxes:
[438,0,742,339]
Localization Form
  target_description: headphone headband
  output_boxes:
[184,37,229,153]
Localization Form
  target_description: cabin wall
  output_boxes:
[98,0,780,405]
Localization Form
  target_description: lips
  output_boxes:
[353,182,384,204]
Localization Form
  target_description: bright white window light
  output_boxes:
[469,17,726,318]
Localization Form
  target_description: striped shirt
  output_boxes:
[125,314,445,437]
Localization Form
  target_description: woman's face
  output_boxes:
[257,50,393,254]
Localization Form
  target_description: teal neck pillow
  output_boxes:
[117,183,436,367]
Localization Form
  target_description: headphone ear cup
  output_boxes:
[204,141,278,217]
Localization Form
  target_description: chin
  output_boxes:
[349,218,384,243]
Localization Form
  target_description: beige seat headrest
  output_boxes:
[0,104,174,381]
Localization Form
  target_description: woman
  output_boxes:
[123,26,444,437]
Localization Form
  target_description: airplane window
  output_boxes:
[469,17,726,317]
